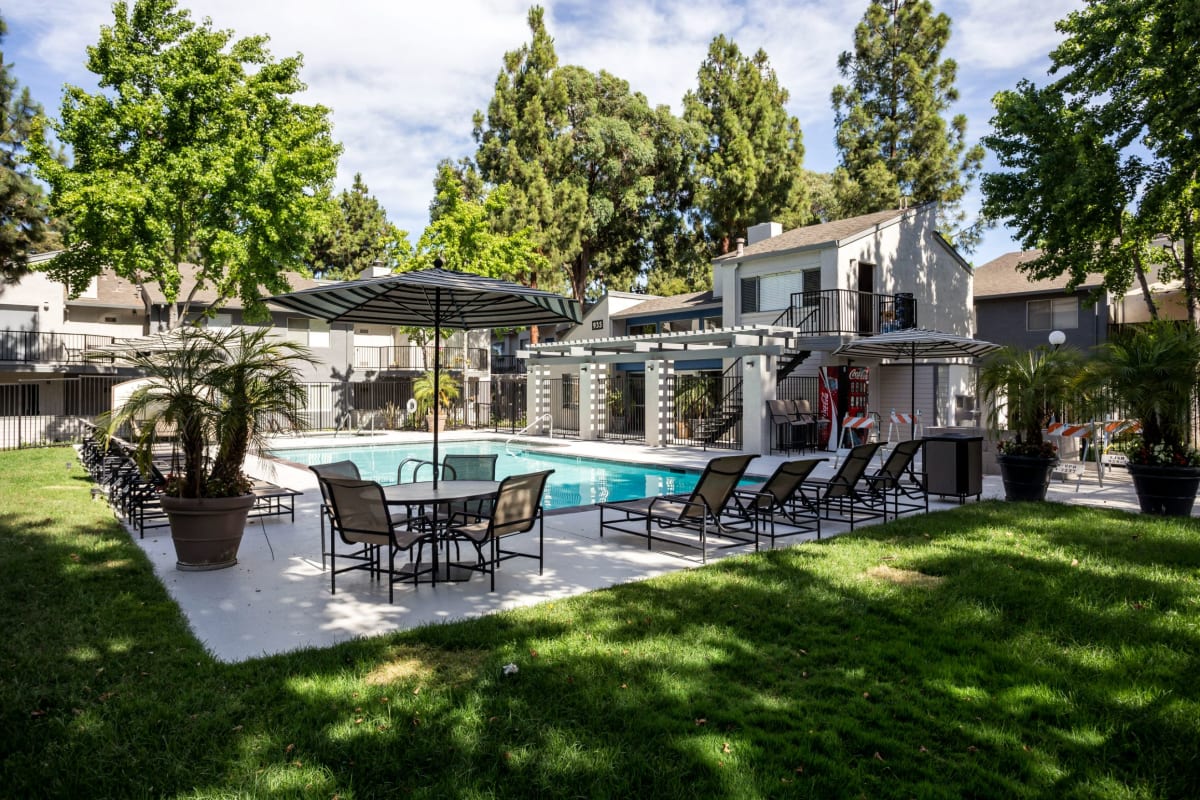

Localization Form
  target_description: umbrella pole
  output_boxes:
[911,352,916,439]
[433,289,441,489]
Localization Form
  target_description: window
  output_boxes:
[1026,297,1078,331]
[741,269,820,313]
[704,315,723,330]
[207,313,232,329]
[287,317,330,347]
[627,322,657,336]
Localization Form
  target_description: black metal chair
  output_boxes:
[733,458,824,546]
[318,476,436,602]
[310,461,361,570]
[599,454,757,563]
[800,442,886,530]
[443,470,553,591]
[864,438,927,519]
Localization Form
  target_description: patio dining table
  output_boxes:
[383,480,500,583]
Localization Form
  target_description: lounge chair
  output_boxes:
[732,458,824,547]
[318,476,436,602]
[864,438,927,519]
[599,454,757,563]
[801,442,885,530]
[443,470,553,591]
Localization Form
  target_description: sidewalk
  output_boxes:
[124,436,1158,663]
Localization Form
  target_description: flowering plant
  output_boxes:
[996,439,1058,459]
[1128,438,1200,468]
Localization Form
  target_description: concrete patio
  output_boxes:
[118,432,1158,663]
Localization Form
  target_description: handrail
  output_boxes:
[397,456,439,484]
[505,413,553,455]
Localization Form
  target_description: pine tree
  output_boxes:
[683,35,808,256]
[832,0,983,245]
[309,173,406,280]
[0,15,55,278]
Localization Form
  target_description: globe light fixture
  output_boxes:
[1048,330,1066,349]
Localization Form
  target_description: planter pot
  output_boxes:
[997,454,1058,501]
[1128,464,1200,516]
[161,494,256,571]
[425,413,447,433]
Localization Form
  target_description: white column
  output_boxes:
[526,365,545,431]
[578,363,597,440]
[644,359,673,447]
[741,355,776,455]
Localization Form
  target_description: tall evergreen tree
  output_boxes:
[683,35,808,256]
[473,6,691,304]
[309,173,406,280]
[0,15,55,279]
[832,0,983,246]
[30,0,340,321]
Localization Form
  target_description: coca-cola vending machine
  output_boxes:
[818,365,870,449]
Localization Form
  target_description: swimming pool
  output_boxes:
[271,440,750,511]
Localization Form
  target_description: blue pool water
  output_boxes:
[271,440,749,510]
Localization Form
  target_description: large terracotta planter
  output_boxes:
[997,454,1057,501]
[1128,464,1200,517]
[161,494,256,571]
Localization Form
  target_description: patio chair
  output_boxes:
[442,453,500,519]
[310,461,361,570]
[768,400,814,455]
[443,469,553,591]
[599,454,757,563]
[731,458,825,547]
[863,438,927,519]
[319,476,436,602]
[801,442,885,530]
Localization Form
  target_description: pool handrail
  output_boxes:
[505,414,553,455]
[397,456,439,484]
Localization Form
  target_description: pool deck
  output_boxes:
[122,431,1161,663]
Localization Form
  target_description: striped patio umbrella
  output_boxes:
[833,328,1000,437]
[270,266,581,485]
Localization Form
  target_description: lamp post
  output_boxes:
[1048,330,1066,350]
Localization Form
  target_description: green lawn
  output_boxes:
[3,447,1200,798]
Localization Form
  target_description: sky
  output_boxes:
[7,0,1083,272]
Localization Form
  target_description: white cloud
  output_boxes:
[8,0,1078,258]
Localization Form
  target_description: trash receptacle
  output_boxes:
[924,433,983,503]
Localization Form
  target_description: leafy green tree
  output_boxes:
[30,0,340,321]
[0,15,56,278]
[309,173,407,280]
[683,35,808,256]
[982,0,1199,320]
[832,0,983,246]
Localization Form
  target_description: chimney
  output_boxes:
[358,259,392,279]
[735,237,745,258]
[746,221,783,245]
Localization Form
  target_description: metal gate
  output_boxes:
[600,371,645,443]
[664,372,742,450]
[485,376,527,433]
[544,377,579,437]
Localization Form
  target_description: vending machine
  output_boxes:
[818,365,870,449]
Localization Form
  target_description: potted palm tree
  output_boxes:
[1088,321,1200,515]
[979,344,1085,501]
[413,369,460,432]
[675,375,714,439]
[100,326,314,569]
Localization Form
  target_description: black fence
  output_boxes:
[664,373,742,450]
[352,345,488,372]
[601,372,645,443]
[482,376,528,433]
[0,330,116,363]
[544,377,580,437]
[777,376,820,409]
[0,376,126,449]
[776,290,917,336]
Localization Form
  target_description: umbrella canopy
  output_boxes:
[832,328,1000,436]
[269,267,582,486]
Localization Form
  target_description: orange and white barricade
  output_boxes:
[834,414,878,467]
[1044,421,1100,489]
[886,410,922,444]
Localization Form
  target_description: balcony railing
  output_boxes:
[0,330,117,364]
[775,290,918,337]
[490,354,525,374]
[353,345,488,372]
